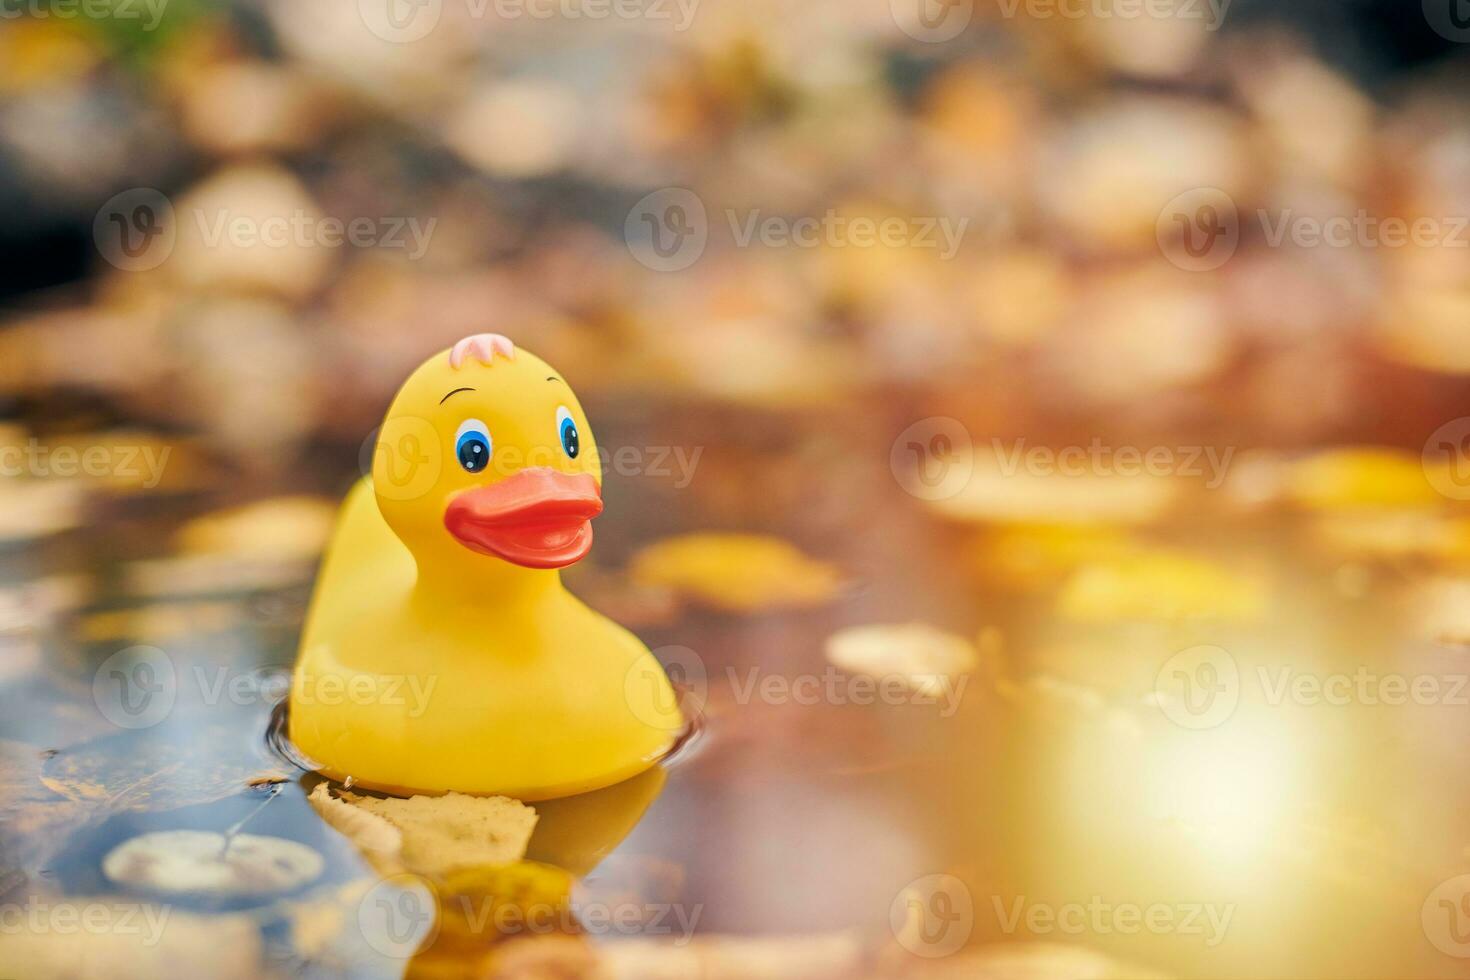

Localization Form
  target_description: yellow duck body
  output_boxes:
[290,336,682,801]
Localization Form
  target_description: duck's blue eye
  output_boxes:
[556,406,580,459]
[454,419,492,473]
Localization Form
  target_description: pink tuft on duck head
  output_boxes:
[449,333,516,369]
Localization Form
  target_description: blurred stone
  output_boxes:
[171,165,333,300]
[1045,268,1231,402]
[1077,0,1216,79]
[170,298,320,465]
[268,0,478,107]
[179,62,332,156]
[446,81,580,179]
[1037,96,1249,253]
[1236,52,1375,189]
[965,249,1070,347]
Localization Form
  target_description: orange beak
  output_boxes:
[444,468,602,568]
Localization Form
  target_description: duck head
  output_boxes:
[372,334,604,581]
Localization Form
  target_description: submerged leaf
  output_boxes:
[0,738,90,874]
[103,829,324,897]
[40,731,266,814]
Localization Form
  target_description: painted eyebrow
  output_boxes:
[546,376,563,384]
[439,387,475,404]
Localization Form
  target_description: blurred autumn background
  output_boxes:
[4,0,1470,978]
[1,0,1467,464]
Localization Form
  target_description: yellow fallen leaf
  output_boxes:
[314,783,537,879]
[437,862,575,947]
[970,523,1138,590]
[307,781,404,874]
[1286,447,1440,510]
[824,623,976,699]
[174,496,338,562]
[1309,510,1470,566]
[1056,550,1267,622]
[629,533,842,612]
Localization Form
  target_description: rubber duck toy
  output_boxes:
[290,335,683,801]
